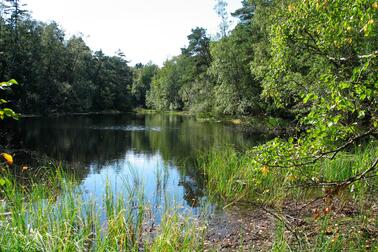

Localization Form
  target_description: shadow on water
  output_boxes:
[0,113,268,213]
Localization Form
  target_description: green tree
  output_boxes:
[250,0,377,168]
[131,62,158,108]
[181,27,211,73]
[210,23,263,115]
[65,35,95,111]
[147,57,183,110]
[231,0,255,24]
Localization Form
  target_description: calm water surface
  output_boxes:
[3,114,266,218]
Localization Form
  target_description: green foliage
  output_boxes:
[0,5,139,114]
[132,63,158,107]
[181,27,212,72]
[0,79,18,119]
[210,24,263,115]
[148,211,205,251]
[231,0,255,24]
[250,0,378,169]
[201,140,377,205]
[146,57,185,110]
[147,27,213,112]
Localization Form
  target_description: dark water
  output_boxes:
[1,114,266,215]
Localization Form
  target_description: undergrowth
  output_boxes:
[200,141,378,251]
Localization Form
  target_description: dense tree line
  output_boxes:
[0,0,157,115]
[146,0,287,117]
[1,0,377,138]
[148,0,377,138]
[147,0,377,172]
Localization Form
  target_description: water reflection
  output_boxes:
[1,114,267,210]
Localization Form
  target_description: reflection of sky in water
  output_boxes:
[89,126,162,132]
[80,150,201,222]
[5,114,267,222]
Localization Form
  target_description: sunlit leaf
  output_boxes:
[8,79,18,84]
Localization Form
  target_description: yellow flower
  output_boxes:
[260,166,269,176]
[1,153,13,166]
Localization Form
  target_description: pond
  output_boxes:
[1,113,267,219]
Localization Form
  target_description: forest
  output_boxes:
[0,0,377,250]
[1,0,376,122]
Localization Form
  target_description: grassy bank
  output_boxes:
[0,167,205,251]
[200,141,378,250]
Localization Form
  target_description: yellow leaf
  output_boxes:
[1,153,13,166]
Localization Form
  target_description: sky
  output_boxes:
[24,0,243,66]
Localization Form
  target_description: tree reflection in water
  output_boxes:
[1,114,268,210]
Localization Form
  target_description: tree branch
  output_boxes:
[264,128,375,169]
[318,158,378,187]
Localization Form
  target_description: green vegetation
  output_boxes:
[201,142,378,250]
[202,141,378,205]
[0,1,158,115]
[1,0,377,250]
[0,79,18,120]
[0,167,205,251]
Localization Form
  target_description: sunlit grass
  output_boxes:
[200,141,378,251]
[0,166,206,251]
[201,141,378,205]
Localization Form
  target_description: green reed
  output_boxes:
[0,165,206,251]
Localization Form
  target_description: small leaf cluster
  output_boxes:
[0,79,18,120]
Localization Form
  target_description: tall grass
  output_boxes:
[200,146,291,206]
[0,166,206,251]
[201,141,378,205]
[200,141,378,251]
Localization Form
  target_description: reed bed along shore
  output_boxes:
[0,167,205,251]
